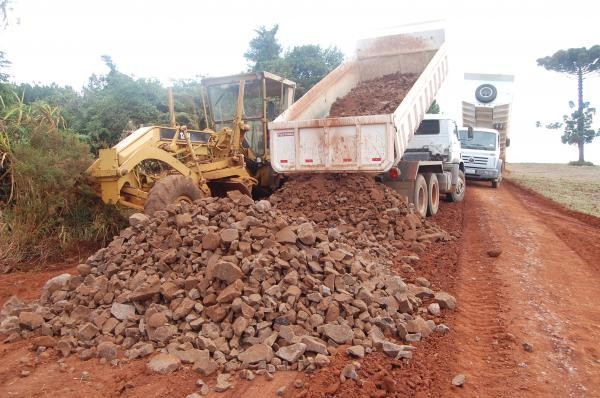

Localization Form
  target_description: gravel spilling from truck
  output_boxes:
[0,175,455,389]
[328,72,418,117]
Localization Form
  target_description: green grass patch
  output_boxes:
[507,163,600,217]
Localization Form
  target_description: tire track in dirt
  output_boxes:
[447,182,600,397]
[445,189,524,397]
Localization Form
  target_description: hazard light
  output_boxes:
[389,167,400,180]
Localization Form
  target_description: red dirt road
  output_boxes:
[1,181,599,397]
[444,181,600,397]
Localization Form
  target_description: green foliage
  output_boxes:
[244,25,344,99]
[0,93,126,269]
[559,102,599,145]
[245,25,283,72]
[537,46,600,162]
[427,100,440,114]
[537,46,600,76]
[545,122,563,129]
[568,160,594,166]
[75,56,170,152]
[0,51,9,82]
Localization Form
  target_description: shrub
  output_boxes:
[0,94,126,270]
[568,160,594,166]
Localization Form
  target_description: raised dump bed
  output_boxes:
[269,26,448,174]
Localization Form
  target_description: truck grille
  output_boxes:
[462,155,488,166]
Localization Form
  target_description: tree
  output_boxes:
[244,25,282,72]
[0,51,9,82]
[537,46,600,163]
[274,45,344,98]
[427,100,440,114]
[244,26,344,99]
[76,56,169,151]
[552,102,599,158]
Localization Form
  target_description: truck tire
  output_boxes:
[144,175,204,215]
[413,174,428,218]
[492,179,500,188]
[475,83,497,103]
[425,173,439,216]
[447,170,466,202]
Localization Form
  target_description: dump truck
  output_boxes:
[86,71,296,213]
[268,26,464,217]
[461,73,514,187]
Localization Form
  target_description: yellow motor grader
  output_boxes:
[86,72,296,214]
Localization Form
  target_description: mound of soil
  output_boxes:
[329,73,418,117]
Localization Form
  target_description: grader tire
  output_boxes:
[144,175,204,215]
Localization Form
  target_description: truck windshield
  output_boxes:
[459,130,496,151]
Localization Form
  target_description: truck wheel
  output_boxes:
[492,179,500,188]
[145,175,204,215]
[447,170,466,202]
[413,174,428,217]
[425,173,439,216]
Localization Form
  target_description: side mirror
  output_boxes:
[467,126,474,140]
[506,137,511,147]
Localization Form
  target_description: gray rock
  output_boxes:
[428,303,441,316]
[435,291,457,310]
[170,348,209,364]
[193,358,219,376]
[322,324,353,344]
[238,344,273,364]
[452,373,465,387]
[129,213,149,227]
[346,345,365,358]
[340,363,359,381]
[276,343,306,363]
[18,312,44,329]
[214,373,233,392]
[147,353,181,374]
[97,341,117,361]
[110,302,135,320]
[254,200,271,213]
[300,335,328,355]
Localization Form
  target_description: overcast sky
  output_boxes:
[2,0,600,163]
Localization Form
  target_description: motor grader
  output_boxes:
[86,71,296,214]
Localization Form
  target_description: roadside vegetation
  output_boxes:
[507,163,600,217]
[0,25,342,270]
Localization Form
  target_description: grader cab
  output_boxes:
[86,71,296,214]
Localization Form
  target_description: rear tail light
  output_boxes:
[389,167,400,180]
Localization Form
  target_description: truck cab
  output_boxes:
[405,115,463,164]
[458,127,508,188]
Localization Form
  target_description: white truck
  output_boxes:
[268,25,465,217]
[461,73,514,188]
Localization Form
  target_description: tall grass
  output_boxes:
[0,92,126,270]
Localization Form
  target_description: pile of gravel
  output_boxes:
[0,175,456,389]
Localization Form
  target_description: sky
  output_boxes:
[1,0,600,163]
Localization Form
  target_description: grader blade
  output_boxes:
[207,179,253,198]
